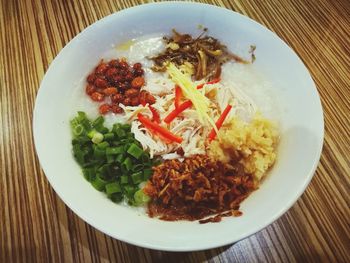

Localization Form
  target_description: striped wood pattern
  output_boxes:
[0,0,349,262]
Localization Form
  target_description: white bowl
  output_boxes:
[33,2,324,251]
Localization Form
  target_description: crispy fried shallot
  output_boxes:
[143,155,256,223]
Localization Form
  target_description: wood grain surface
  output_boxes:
[1,0,349,262]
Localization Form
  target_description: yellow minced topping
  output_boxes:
[209,114,279,182]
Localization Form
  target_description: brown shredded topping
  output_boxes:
[143,155,257,223]
[150,29,250,80]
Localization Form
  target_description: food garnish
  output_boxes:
[164,100,193,124]
[209,115,278,181]
[208,104,232,141]
[71,112,155,205]
[137,113,183,143]
[71,28,277,223]
[196,78,221,90]
[143,155,255,222]
[151,29,251,80]
[174,85,182,109]
[166,62,217,132]
[86,59,154,114]
[148,105,160,123]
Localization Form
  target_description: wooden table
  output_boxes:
[1,0,349,262]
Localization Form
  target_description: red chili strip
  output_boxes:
[149,105,160,123]
[208,104,232,141]
[138,113,183,143]
[164,100,193,124]
[174,85,182,109]
[196,78,221,90]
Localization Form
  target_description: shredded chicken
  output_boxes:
[124,74,256,159]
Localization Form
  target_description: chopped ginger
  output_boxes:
[166,63,217,133]
[209,114,279,181]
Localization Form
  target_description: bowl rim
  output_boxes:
[33,1,324,251]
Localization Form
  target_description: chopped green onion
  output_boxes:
[93,147,105,158]
[121,157,132,172]
[124,185,137,197]
[82,167,95,181]
[72,136,90,144]
[77,111,87,121]
[70,112,156,205]
[126,132,135,139]
[106,182,121,195]
[88,129,96,138]
[80,119,92,131]
[115,128,126,138]
[112,123,121,133]
[92,132,104,144]
[141,153,150,163]
[132,164,143,172]
[73,145,87,165]
[106,146,124,155]
[112,141,120,146]
[106,154,114,164]
[115,154,124,164]
[121,124,131,130]
[123,143,130,152]
[97,141,109,149]
[82,159,101,168]
[120,175,129,184]
[91,175,108,191]
[127,143,144,159]
[104,133,115,141]
[97,127,109,134]
[110,193,123,203]
[143,168,153,180]
[92,116,104,128]
[97,164,110,177]
[73,124,84,136]
[134,189,151,206]
[131,171,143,184]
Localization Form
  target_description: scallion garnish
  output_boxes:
[70,112,155,205]
[134,189,151,206]
[127,143,144,159]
